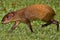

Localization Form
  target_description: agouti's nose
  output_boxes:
[1,20,5,24]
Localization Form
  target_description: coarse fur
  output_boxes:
[2,4,59,32]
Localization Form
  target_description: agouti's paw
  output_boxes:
[41,24,47,27]
[8,30,13,33]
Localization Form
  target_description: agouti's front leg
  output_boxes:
[25,18,33,32]
[9,21,20,33]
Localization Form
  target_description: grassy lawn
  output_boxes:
[0,0,60,40]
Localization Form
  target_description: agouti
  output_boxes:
[2,4,59,32]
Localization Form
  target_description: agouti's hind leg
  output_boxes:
[9,21,20,33]
[41,22,52,27]
[51,19,59,31]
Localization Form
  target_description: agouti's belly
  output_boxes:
[24,12,54,22]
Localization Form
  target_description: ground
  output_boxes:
[0,0,60,40]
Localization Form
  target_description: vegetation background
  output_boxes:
[0,0,60,40]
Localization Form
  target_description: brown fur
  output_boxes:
[2,4,59,32]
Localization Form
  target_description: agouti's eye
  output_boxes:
[7,16,10,19]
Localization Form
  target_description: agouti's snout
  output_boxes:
[2,17,8,24]
[2,20,4,24]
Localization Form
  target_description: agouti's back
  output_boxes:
[24,4,55,22]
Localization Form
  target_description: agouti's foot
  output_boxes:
[8,30,13,33]
[31,30,34,33]
[41,24,48,27]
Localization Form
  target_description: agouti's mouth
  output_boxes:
[1,21,7,24]
[2,21,5,24]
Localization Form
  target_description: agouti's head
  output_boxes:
[2,11,15,24]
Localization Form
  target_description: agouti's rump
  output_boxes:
[2,4,59,33]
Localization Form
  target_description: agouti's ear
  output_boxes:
[11,12,15,16]
[10,11,15,17]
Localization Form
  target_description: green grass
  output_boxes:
[0,0,60,40]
